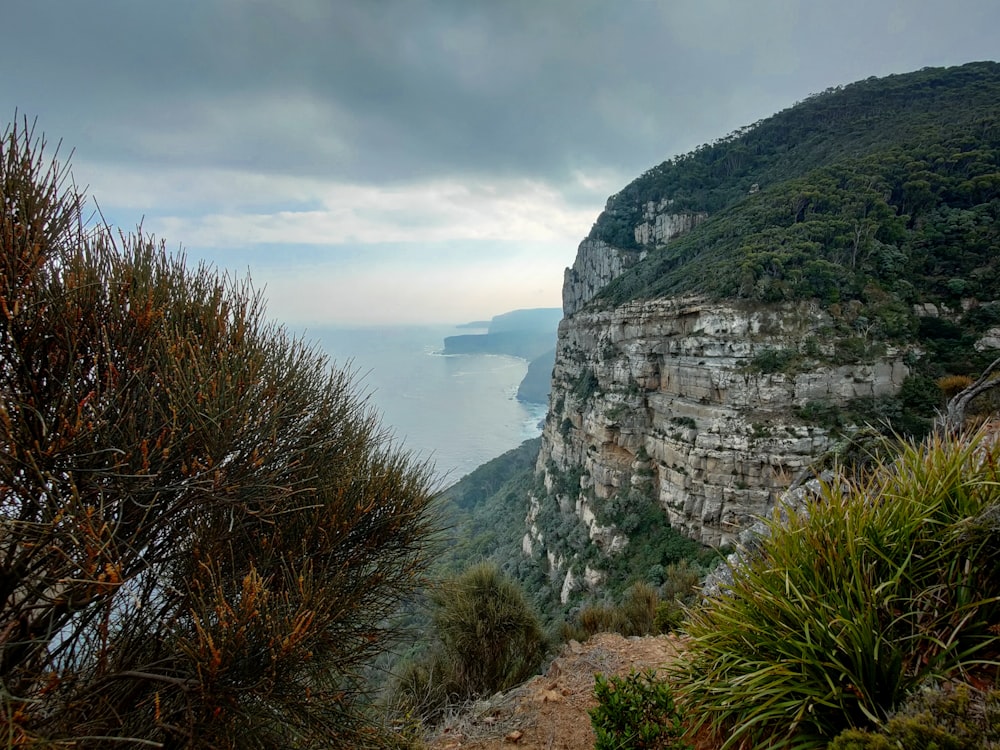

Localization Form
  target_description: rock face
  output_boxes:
[533,296,909,548]
[527,237,912,599]
[562,239,640,317]
[562,209,706,317]
[633,201,707,247]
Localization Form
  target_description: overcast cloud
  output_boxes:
[3,0,998,325]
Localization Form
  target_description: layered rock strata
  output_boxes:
[533,296,909,550]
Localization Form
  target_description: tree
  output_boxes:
[940,354,1000,434]
[0,119,439,748]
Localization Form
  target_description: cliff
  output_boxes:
[444,308,560,361]
[532,296,909,550]
[524,62,1000,603]
[516,348,556,405]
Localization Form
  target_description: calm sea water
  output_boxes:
[306,325,548,487]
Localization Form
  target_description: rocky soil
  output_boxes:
[426,632,696,750]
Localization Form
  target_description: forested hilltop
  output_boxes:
[593,61,999,320]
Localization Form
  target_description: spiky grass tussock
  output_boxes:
[671,427,1000,749]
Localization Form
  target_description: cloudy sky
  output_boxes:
[3,1,998,327]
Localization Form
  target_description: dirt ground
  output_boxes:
[425,632,689,750]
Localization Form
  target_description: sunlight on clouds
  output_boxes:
[252,249,567,326]
[74,160,588,326]
[77,157,604,250]
[148,176,597,248]
[72,152,599,327]
[76,161,334,214]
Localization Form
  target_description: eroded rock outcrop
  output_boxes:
[633,200,707,247]
[562,239,639,317]
[528,242,912,600]
[534,296,909,548]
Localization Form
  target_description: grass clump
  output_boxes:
[564,561,705,642]
[432,563,547,696]
[671,426,1000,749]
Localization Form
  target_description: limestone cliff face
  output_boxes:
[633,201,707,247]
[533,297,909,547]
[562,239,639,317]
[562,206,707,316]
[528,240,911,601]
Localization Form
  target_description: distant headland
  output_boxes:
[444,308,561,404]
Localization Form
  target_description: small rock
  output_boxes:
[505,729,523,743]
[546,659,562,678]
[568,639,584,655]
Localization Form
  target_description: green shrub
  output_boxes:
[653,600,686,634]
[430,563,547,697]
[0,119,439,749]
[660,559,702,601]
[386,653,452,726]
[619,582,660,636]
[590,671,691,750]
[828,686,1000,750]
[749,348,800,374]
[573,368,601,402]
[574,583,673,639]
[671,427,1000,749]
[578,603,627,637]
[794,399,844,429]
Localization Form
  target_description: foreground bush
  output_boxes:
[431,563,546,696]
[672,428,1000,749]
[590,671,691,750]
[0,121,438,748]
[390,564,546,721]
[828,686,1000,749]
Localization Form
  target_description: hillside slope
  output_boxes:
[531,61,1000,604]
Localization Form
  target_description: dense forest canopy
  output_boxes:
[593,62,1000,327]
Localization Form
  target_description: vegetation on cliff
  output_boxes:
[576,61,1000,447]
[593,62,999,381]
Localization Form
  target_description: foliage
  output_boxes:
[0,120,438,748]
[671,427,1000,749]
[426,439,542,584]
[592,61,1000,255]
[828,686,1000,750]
[566,561,704,641]
[388,564,547,725]
[430,564,546,698]
[618,582,659,636]
[594,487,707,591]
[574,604,627,639]
[587,63,1000,438]
[383,652,453,729]
[441,438,540,513]
[572,368,601,402]
[590,671,691,750]
[748,347,801,375]
[572,582,661,640]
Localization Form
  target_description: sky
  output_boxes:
[2,0,998,327]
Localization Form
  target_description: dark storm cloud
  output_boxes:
[5,0,997,193]
[3,0,998,325]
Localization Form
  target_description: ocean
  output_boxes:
[306,325,549,488]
